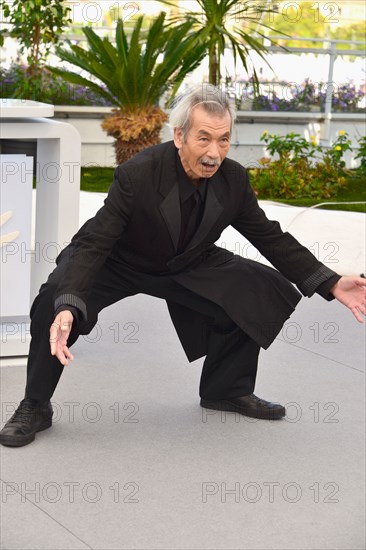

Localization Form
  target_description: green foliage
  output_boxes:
[354,136,366,175]
[250,130,355,199]
[323,131,352,169]
[266,1,365,51]
[81,167,115,192]
[47,12,207,111]
[332,21,366,49]
[159,0,280,88]
[260,131,322,159]
[266,1,326,48]
[0,0,72,95]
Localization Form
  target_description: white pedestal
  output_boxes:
[0,99,81,357]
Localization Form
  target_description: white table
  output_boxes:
[0,99,81,357]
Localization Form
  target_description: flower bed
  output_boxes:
[230,78,365,113]
[250,130,365,200]
[0,64,113,106]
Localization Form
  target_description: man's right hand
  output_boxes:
[49,310,75,366]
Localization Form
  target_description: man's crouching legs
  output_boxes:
[199,316,286,420]
[0,264,83,446]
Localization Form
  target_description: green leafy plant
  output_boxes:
[48,13,207,163]
[266,1,365,52]
[251,131,352,199]
[354,136,366,175]
[323,130,353,169]
[260,131,322,159]
[0,0,71,97]
[159,0,281,88]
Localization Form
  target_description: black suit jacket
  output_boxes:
[54,141,339,359]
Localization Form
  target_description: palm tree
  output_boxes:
[47,13,206,163]
[159,0,280,88]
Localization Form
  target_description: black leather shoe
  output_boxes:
[200,394,286,420]
[0,398,53,447]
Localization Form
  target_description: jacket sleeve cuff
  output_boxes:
[314,274,342,301]
[54,304,80,323]
[297,265,341,298]
[54,294,87,322]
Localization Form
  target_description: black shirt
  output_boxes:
[175,151,208,254]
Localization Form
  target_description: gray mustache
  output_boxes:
[200,157,220,166]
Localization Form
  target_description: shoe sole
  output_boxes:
[0,418,52,447]
[200,399,286,420]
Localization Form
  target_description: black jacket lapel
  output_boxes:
[157,143,181,252]
[158,183,181,251]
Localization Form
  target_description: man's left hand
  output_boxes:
[330,275,366,323]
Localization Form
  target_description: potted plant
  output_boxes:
[0,0,71,98]
[47,13,206,163]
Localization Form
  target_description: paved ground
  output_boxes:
[1,193,365,549]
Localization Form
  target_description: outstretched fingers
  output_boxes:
[49,312,75,365]
[351,306,364,323]
[49,321,59,357]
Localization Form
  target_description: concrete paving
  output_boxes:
[1,192,365,549]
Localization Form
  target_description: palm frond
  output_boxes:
[157,0,280,86]
[115,19,128,65]
[52,12,205,112]
[45,66,116,104]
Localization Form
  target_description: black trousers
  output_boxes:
[25,256,260,403]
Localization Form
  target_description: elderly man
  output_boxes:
[1,85,365,447]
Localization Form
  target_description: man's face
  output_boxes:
[173,105,231,181]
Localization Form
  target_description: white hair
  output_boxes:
[169,84,236,139]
